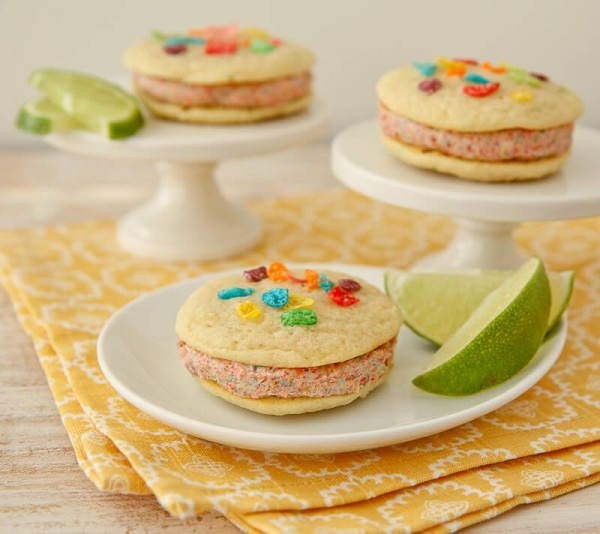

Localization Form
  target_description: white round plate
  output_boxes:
[97,263,567,454]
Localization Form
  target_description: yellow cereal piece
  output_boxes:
[511,88,533,102]
[282,294,314,310]
[436,56,463,70]
[237,301,262,320]
[240,27,271,40]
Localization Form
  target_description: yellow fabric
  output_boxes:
[1,189,600,532]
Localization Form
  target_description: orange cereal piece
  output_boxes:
[447,65,466,77]
[267,261,290,281]
[304,269,320,290]
[482,61,506,74]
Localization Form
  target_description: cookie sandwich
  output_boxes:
[176,262,403,415]
[377,57,584,182]
[124,25,314,124]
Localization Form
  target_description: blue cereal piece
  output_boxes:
[413,62,437,77]
[463,73,490,84]
[262,288,289,308]
[318,273,335,292]
[186,37,205,45]
[164,36,190,47]
[217,287,255,300]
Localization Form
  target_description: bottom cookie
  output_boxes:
[196,369,390,416]
[381,134,569,182]
[136,90,312,124]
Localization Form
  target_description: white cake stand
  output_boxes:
[332,120,600,270]
[45,99,330,261]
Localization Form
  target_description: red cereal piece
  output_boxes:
[338,278,362,293]
[286,272,307,284]
[243,266,268,282]
[327,286,360,307]
[463,82,500,98]
[454,58,479,66]
[164,44,188,55]
[418,78,442,94]
[530,72,549,82]
[267,261,290,281]
[305,269,320,291]
[205,39,238,55]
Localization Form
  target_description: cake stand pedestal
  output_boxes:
[332,120,600,270]
[45,99,330,261]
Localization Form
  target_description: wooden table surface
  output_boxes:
[1,146,599,533]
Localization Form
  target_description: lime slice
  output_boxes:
[16,98,79,135]
[411,257,551,396]
[28,69,144,139]
[385,268,573,345]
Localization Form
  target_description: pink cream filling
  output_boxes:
[379,104,574,162]
[178,339,396,399]
[133,72,311,108]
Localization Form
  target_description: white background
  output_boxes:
[2,0,599,146]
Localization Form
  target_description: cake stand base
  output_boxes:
[46,98,330,261]
[117,161,261,261]
[413,218,523,271]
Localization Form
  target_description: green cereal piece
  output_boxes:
[281,309,318,327]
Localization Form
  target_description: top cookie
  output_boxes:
[175,267,402,368]
[377,58,583,132]
[124,26,315,85]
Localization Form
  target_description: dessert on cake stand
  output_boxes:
[332,120,600,270]
[45,99,330,261]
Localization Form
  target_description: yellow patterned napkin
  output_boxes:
[2,190,600,533]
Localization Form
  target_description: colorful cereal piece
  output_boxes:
[165,36,190,47]
[243,266,268,282]
[271,37,282,46]
[530,72,549,82]
[262,288,289,307]
[152,30,168,41]
[267,261,290,281]
[237,301,262,320]
[327,286,360,307]
[412,62,437,77]
[250,38,275,53]
[508,70,541,87]
[511,88,533,102]
[454,58,479,66]
[164,44,188,55]
[186,37,205,45]
[282,294,314,310]
[482,61,506,74]
[305,269,320,291]
[218,287,255,300]
[286,272,307,284]
[463,82,500,97]
[436,56,464,70]
[464,73,490,84]
[281,308,317,327]
[205,39,238,55]
[418,78,442,94]
[318,273,335,292]
[446,65,466,77]
[240,27,271,40]
[338,279,362,293]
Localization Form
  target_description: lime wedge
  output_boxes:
[16,98,79,135]
[411,257,551,396]
[385,267,573,345]
[28,69,144,139]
